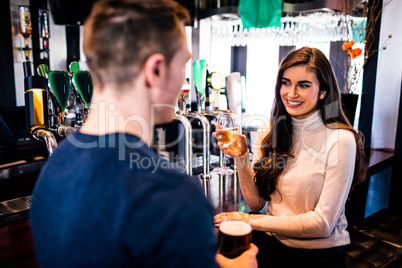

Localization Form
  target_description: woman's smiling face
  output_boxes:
[280,65,326,119]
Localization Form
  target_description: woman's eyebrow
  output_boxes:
[282,77,313,84]
[298,80,313,84]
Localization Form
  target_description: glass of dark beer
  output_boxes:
[217,220,252,259]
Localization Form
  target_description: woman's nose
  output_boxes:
[288,86,298,98]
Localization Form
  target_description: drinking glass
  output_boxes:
[218,220,252,259]
[213,112,238,175]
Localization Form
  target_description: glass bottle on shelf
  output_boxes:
[39,9,50,44]
[19,5,32,60]
[39,8,50,59]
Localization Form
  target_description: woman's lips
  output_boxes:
[286,99,303,108]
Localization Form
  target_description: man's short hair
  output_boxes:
[83,0,190,89]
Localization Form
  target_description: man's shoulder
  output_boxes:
[129,164,204,198]
[38,132,206,202]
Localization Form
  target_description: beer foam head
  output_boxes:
[220,220,252,236]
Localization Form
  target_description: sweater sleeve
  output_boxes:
[235,124,269,212]
[249,130,357,238]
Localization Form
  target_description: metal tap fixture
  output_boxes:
[33,129,57,156]
[185,112,211,196]
[172,114,193,176]
[178,79,211,180]
[188,113,211,178]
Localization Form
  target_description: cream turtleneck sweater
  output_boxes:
[235,111,356,249]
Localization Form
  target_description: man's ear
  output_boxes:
[319,90,327,99]
[143,53,165,88]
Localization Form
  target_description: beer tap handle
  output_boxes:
[69,61,80,73]
[72,70,93,110]
[193,59,207,111]
[205,67,210,111]
[37,64,49,78]
[48,70,71,112]
[207,72,224,111]
[69,61,93,110]
[193,59,206,95]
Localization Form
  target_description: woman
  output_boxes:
[214,47,366,267]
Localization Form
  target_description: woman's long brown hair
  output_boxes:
[253,47,367,201]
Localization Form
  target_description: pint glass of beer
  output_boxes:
[217,220,252,259]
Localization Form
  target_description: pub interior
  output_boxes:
[1,0,402,267]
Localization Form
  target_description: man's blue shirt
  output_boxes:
[30,132,218,267]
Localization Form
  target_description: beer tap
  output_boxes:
[172,114,193,176]
[193,59,207,112]
[192,63,226,195]
[186,113,211,195]
[178,79,190,114]
[23,61,57,156]
[178,79,212,194]
[37,64,77,137]
[205,67,211,112]
[202,71,225,169]
[69,61,93,126]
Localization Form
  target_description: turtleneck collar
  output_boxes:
[291,110,321,129]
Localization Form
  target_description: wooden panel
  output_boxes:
[0,219,38,268]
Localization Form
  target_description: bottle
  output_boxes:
[39,9,50,49]
[19,5,32,59]
[39,9,50,60]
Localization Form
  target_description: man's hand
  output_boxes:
[216,243,258,268]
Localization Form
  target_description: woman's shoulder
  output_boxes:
[334,126,356,137]
[327,127,357,146]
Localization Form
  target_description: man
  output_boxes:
[30,0,258,267]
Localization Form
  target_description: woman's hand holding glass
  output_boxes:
[212,124,249,158]
[212,112,240,175]
[214,212,251,227]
